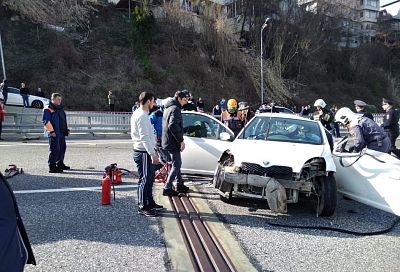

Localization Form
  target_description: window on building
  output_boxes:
[360,11,364,18]
[360,0,364,4]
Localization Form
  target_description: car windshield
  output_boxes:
[239,116,323,145]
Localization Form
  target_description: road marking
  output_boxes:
[0,140,132,147]
[13,184,138,194]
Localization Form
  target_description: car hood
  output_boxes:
[230,139,327,173]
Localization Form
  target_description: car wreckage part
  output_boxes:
[170,194,237,272]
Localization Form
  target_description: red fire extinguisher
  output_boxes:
[101,175,111,205]
[112,168,122,185]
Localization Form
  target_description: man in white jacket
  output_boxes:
[131,92,163,217]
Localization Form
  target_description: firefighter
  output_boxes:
[42,93,70,173]
[335,107,391,153]
[354,100,374,120]
[381,98,400,154]
[314,99,334,132]
[221,98,243,136]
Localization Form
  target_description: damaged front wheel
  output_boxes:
[214,164,233,203]
[314,173,337,217]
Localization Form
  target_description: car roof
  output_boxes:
[257,112,317,122]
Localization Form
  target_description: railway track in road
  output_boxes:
[170,194,237,272]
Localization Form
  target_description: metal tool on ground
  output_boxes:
[170,193,237,272]
[155,162,170,183]
[3,164,23,179]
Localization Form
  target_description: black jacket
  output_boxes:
[162,99,184,151]
[382,107,399,132]
[0,173,36,270]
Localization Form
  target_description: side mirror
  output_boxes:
[220,132,231,141]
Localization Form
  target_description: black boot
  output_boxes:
[57,161,70,170]
[49,164,63,173]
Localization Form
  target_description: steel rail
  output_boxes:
[170,195,237,272]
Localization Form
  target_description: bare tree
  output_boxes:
[2,0,94,30]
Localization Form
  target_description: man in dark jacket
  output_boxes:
[381,98,400,154]
[162,91,189,196]
[42,93,70,173]
[0,173,36,271]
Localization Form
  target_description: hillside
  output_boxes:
[1,4,400,112]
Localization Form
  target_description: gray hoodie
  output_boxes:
[131,108,157,155]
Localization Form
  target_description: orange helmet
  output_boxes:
[227,99,238,114]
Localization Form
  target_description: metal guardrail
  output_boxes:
[3,111,132,135]
[1,111,388,136]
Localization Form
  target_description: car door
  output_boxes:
[181,112,234,175]
[7,88,22,106]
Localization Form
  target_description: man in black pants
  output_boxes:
[381,98,400,156]
[162,91,189,196]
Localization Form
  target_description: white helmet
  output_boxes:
[314,99,326,108]
[335,107,358,125]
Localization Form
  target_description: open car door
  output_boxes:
[181,112,234,175]
[333,137,400,216]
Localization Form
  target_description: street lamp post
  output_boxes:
[0,32,6,80]
[260,18,271,106]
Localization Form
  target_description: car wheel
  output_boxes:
[314,173,337,217]
[213,164,233,203]
[31,100,44,109]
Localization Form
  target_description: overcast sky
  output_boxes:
[381,0,400,16]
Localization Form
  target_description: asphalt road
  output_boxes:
[1,137,399,271]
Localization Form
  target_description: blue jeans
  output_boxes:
[22,95,29,107]
[48,135,66,164]
[133,151,155,210]
[164,150,183,190]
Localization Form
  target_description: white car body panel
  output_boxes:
[180,111,234,175]
[230,139,335,173]
[333,147,400,216]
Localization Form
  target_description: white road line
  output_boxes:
[0,141,132,147]
[13,184,138,194]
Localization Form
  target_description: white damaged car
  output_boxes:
[213,113,337,216]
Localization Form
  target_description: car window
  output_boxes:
[8,88,20,94]
[239,116,323,145]
[182,113,232,140]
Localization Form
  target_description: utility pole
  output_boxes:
[0,31,6,80]
[260,18,271,105]
[128,0,131,19]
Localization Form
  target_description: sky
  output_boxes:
[381,0,400,17]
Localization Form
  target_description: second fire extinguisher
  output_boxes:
[101,175,111,205]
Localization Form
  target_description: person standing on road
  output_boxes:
[108,90,115,112]
[381,98,400,154]
[221,98,243,136]
[20,83,30,108]
[42,93,71,173]
[162,90,189,196]
[131,92,164,217]
[36,88,45,98]
[0,79,9,105]
[354,100,374,121]
[0,98,5,140]
[212,104,221,116]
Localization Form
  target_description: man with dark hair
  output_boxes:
[42,93,70,173]
[0,79,8,104]
[20,83,30,108]
[162,90,189,196]
[131,91,163,217]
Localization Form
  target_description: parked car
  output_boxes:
[180,111,337,216]
[258,105,295,114]
[0,87,50,109]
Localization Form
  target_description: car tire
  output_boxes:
[31,100,44,109]
[315,173,337,217]
[213,164,233,203]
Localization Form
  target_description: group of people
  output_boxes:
[131,90,191,217]
[0,80,46,107]
[314,98,400,156]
